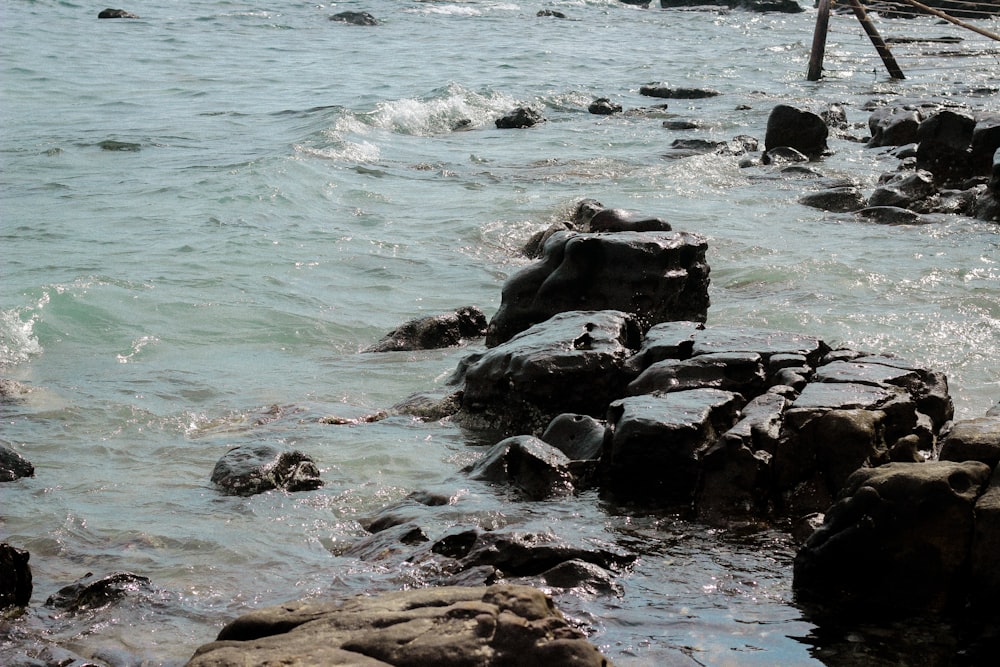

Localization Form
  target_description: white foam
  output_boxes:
[0,308,43,366]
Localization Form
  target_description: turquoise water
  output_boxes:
[2,1,998,664]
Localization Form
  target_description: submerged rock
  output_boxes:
[186,585,615,667]
[1,443,34,482]
[639,84,720,99]
[210,444,323,496]
[329,11,378,26]
[495,107,545,129]
[364,305,487,352]
[98,8,139,19]
[45,571,152,613]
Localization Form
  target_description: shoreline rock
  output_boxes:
[186,584,616,667]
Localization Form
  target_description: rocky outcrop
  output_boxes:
[365,306,487,352]
[1,543,32,610]
[1,443,34,482]
[211,444,323,496]
[523,199,672,258]
[486,229,709,347]
[461,310,641,435]
[793,460,992,617]
[186,585,616,667]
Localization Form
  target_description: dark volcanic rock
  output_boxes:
[486,230,710,347]
[187,585,615,667]
[495,107,545,129]
[1,443,34,482]
[627,351,767,397]
[639,84,720,99]
[939,415,1000,468]
[540,413,606,461]
[868,169,936,209]
[588,97,621,115]
[793,461,992,617]
[211,444,323,496]
[364,305,487,352]
[764,104,828,159]
[868,106,925,148]
[854,206,922,224]
[799,185,867,212]
[0,543,32,610]
[46,571,152,613]
[465,435,575,500]
[916,109,976,185]
[605,388,744,501]
[329,11,378,25]
[460,310,641,435]
[98,8,139,19]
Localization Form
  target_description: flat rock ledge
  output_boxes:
[186,584,613,667]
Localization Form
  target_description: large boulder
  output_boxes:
[916,109,976,185]
[867,106,924,148]
[793,461,992,617]
[764,105,828,159]
[604,388,744,501]
[0,543,32,610]
[971,114,1000,177]
[486,230,710,347]
[211,444,323,496]
[971,466,1000,608]
[459,310,641,435]
[365,306,487,352]
[186,585,615,667]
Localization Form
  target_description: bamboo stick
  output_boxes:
[847,0,906,79]
[894,0,1000,42]
[808,0,832,81]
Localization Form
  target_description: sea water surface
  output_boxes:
[2,1,998,665]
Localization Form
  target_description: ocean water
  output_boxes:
[1,1,998,665]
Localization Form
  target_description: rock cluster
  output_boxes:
[797,104,1000,223]
[187,585,615,667]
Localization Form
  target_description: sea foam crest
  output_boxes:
[365,84,516,136]
[0,307,43,366]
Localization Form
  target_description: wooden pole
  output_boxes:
[895,0,1000,42]
[808,0,832,81]
[847,0,905,79]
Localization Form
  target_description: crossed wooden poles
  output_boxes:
[807,0,1000,81]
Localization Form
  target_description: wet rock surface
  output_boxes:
[0,543,32,611]
[1,443,34,482]
[365,305,487,352]
[210,444,323,496]
[186,584,614,667]
[486,230,709,347]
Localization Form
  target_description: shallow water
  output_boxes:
[2,1,998,665]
